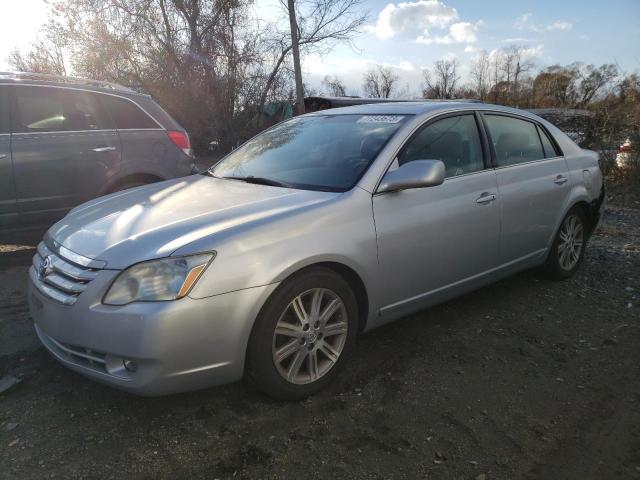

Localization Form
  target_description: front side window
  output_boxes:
[211,114,409,191]
[98,95,158,129]
[398,114,485,178]
[13,86,65,132]
[484,115,545,166]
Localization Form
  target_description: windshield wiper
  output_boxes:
[221,176,293,188]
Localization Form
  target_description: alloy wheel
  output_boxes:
[557,214,584,271]
[272,288,348,385]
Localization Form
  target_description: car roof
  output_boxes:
[305,101,542,120]
[0,75,149,99]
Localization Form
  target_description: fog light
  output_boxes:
[123,359,138,372]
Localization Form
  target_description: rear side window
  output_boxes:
[537,125,560,158]
[59,90,110,130]
[13,86,65,132]
[398,114,485,178]
[484,115,545,167]
[98,95,158,129]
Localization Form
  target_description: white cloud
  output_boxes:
[514,13,532,30]
[546,21,573,31]
[464,45,479,53]
[369,1,481,45]
[488,44,544,63]
[416,21,479,44]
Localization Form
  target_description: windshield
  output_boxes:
[210,114,410,191]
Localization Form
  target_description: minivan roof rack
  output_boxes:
[0,71,138,94]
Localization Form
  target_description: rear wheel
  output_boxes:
[545,207,587,279]
[245,267,358,400]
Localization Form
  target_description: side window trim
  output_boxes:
[396,112,489,175]
[479,111,557,169]
[536,123,564,158]
[7,83,163,133]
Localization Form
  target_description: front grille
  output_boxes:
[29,242,99,305]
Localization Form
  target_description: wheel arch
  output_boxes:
[268,259,371,333]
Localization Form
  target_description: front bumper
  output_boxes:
[28,271,278,396]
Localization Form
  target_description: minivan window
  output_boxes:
[0,86,8,134]
[13,86,66,132]
[484,115,545,167]
[537,125,560,158]
[398,114,485,178]
[98,95,158,129]
[60,90,110,131]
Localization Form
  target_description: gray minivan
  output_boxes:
[0,72,194,231]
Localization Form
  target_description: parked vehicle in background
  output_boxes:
[28,102,604,399]
[0,72,194,232]
[616,138,637,168]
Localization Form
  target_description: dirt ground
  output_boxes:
[1,185,639,480]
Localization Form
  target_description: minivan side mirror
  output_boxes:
[377,160,446,193]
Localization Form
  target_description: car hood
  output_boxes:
[47,175,338,269]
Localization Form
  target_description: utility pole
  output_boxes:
[287,0,305,114]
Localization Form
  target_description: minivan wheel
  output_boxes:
[544,207,587,280]
[245,267,358,400]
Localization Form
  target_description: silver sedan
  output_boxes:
[28,102,605,399]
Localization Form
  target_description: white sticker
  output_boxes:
[357,115,404,124]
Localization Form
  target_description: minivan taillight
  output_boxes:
[167,130,193,157]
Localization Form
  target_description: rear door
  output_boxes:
[482,113,570,263]
[0,85,17,229]
[11,86,122,227]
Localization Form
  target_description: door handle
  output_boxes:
[92,146,117,153]
[476,193,497,204]
[554,175,568,185]
[0,154,6,159]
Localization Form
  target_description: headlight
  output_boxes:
[103,253,215,305]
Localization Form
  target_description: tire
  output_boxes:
[544,206,588,280]
[245,267,358,400]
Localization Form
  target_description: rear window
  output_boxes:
[98,95,159,129]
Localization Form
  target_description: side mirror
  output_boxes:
[377,160,445,193]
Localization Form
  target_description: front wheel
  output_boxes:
[544,207,587,280]
[245,267,358,400]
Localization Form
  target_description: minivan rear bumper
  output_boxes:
[29,278,277,396]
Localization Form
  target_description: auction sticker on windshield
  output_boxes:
[357,115,405,123]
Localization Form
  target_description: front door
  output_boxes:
[373,113,501,316]
[11,85,121,228]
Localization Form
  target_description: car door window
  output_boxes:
[537,125,560,158]
[98,95,158,129]
[398,114,485,178]
[60,90,110,131]
[13,86,66,132]
[484,115,545,167]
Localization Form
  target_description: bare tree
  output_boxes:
[422,59,460,99]
[322,75,347,96]
[8,21,68,75]
[470,51,490,101]
[260,0,368,115]
[362,65,399,98]
[287,0,305,114]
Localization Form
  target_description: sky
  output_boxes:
[1,0,639,95]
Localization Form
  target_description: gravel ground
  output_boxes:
[0,186,639,480]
